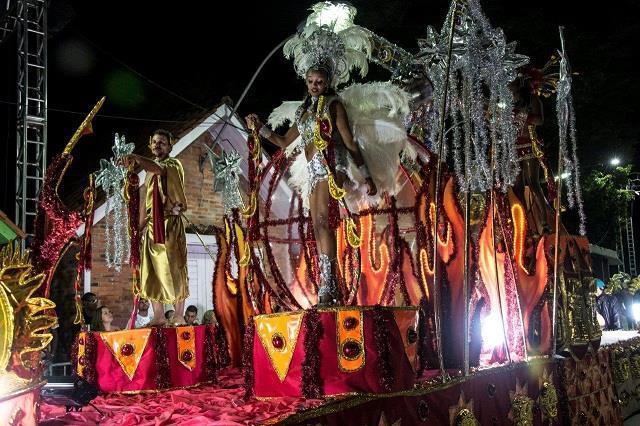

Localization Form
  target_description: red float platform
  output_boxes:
[251,306,419,398]
[73,324,228,393]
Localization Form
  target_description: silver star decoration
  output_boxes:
[203,143,245,215]
[95,133,134,191]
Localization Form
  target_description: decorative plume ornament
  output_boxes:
[555,27,586,235]
[283,2,372,88]
[418,0,529,192]
[95,133,135,271]
[203,143,245,215]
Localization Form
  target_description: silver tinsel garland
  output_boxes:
[556,28,586,235]
[418,0,528,193]
[203,143,245,215]
[95,133,135,271]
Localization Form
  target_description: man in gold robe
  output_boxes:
[124,129,188,326]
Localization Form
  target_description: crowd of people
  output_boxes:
[80,292,217,332]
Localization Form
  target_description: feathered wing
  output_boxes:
[266,102,309,208]
[267,101,300,129]
[339,82,412,207]
[285,141,310,209]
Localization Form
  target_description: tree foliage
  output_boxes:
[582,165,635,247]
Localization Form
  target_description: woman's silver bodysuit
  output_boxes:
[294,96,348,200]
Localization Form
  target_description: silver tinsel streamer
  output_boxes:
[95,133,135,271]
[418,0,529,193]
[203,143,245,215]
[556,28,586,235]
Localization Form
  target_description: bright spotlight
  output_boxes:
[632,303,640,322]
[610,158,621,166]
[310,3,355,32]
[481,313,504,349]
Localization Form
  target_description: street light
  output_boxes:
[610,157,621,166]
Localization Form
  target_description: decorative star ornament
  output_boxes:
[203,143,245,215]
[95,133,134,191]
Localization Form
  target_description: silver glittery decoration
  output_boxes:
[556,28,586,235]
[95,133,135,271]
[283,2,372,88]
[418,0,528,192]
[203,143,245,215]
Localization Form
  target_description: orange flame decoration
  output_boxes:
[292,252,316,309]
[355,214,390,305]
[508,191,550,355]
[511,202,528,274]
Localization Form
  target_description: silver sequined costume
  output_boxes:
[293,95,349,200]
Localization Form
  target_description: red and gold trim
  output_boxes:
[176,326,196,371]
[76,331,88,377]
[100,328,152,380]
[337,309,365,372]
[255,311,304,382]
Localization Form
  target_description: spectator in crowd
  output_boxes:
[90,306,120,332]
[184,305,199,325]
[81,292,99,324]
[596,279,624,331]
[165,309,176,325]
[134,298,153,328]
[202,310,217,325]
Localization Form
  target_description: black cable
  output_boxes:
[74,31,208,113]
[0,98,248,131]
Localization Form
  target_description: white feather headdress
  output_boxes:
[283,2,372,88]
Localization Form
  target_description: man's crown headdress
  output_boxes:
[283,2,372,88]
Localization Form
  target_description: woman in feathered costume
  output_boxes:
[246,2,411,305]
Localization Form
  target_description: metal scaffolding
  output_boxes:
[12,0,48,240]
[626,217,637,276]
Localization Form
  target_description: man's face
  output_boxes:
[138,299,149,311]
[184,311,197,324]
[150,134,171,160]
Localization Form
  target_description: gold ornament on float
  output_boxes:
[449,391,477,426]
[539,382,558,420]
[345,217,361,248]
[0,244,57,377]
[509,379,533,426]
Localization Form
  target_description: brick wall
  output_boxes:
[87,135,225,327]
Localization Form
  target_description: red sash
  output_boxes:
[151,175,165,244]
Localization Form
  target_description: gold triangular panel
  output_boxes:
[255,312,304,382]
[100,328,152,380]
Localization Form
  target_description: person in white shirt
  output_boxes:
[134,298,154,328]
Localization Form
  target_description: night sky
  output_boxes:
[0,0,638,245]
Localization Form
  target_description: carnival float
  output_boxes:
[1,1,638,425]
